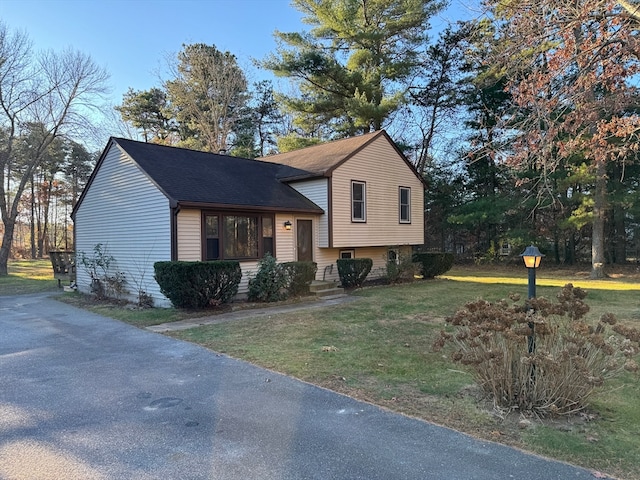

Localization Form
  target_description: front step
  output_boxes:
[310,280,345,298]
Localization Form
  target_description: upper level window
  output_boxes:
[204,213,273,260]
[352,181,366,222]
[399,186,411,223]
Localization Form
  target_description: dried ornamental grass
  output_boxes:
[434,284,640,416]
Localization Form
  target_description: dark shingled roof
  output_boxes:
[112,138,323,213]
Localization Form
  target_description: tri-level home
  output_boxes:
[72,130,425,306]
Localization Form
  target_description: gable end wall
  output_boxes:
[289,178,329,248]
[331,136,424,248]
[74,145,172,306]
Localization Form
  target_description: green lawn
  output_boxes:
[171,268,640,480]
[0,259,58,295]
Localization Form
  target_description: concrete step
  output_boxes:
[309,280,344,297]
[309,280,340,293]
[314,287,345,298]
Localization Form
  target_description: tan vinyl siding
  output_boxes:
[74,144,172,307]
[177,209,202,261]
[314,246,407,283]
[274,213,296,263]
[290,179,329,247]
[331,136,424,248]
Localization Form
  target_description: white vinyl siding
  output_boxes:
[331,136,424,248]
[177,209,201,260]
[74,144,172,307]
[290,178,329,247]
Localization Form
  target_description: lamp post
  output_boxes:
[520,245,544,300]
[520,245,544,354]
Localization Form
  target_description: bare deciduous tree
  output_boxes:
[0,22,108,275]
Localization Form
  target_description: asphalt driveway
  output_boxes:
[0,293,597,480]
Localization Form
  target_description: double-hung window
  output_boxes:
[204,213,274,260]
[399,186,411,224]
[351,181,366,222]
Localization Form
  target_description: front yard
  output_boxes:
[170,267,640,480]
[6,260,640,479]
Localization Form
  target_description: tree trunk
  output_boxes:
[30,177,36,259]
[591,160,607,279]
[614,200,627,265]
[0,220,16,275]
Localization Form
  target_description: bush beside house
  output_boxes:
[154,261,242,308]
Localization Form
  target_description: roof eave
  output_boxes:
[177,201,324,215]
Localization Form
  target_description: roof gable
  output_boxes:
[260,130,425,185]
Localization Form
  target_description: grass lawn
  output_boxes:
[6,260,640,478]
[170,266,640,480]
[0,259,58,295]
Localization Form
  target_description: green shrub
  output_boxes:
[434,284,640,416]
[248,254,288,302]
[412,252,454,278]
[336,258,372,288]
[154,261,241,309]
[282,261,317,296]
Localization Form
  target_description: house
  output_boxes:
[71,130,425,307]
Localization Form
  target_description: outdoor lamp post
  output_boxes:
[520,245,544,299]
[520,245,544,355]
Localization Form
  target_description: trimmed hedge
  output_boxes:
[412,252,454,278]
[336,258,373,288]
[282,261,317,296]
[154,261,241,308]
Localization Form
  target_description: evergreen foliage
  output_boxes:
[154,261,241,309]
[336,258,373,288]
[282,261,317,296]
[263,0,446,137]
[247,253,288,302]
[412,252,453,278]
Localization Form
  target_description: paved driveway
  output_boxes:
[0,293,596,480]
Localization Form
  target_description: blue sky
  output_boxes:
[0,0,477,116]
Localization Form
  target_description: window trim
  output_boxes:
[351,180,366,223]
[339,249,355,259]
[202,211,275,261]
[399,186,411,224]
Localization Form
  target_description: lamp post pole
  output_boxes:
[526,266,536,355]
[527,265,536,300]
[520,245,544,355]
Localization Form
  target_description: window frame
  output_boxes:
[339,249,355,259]
[399,186,411,224]
[202,212,275,261]
[351,180,367,223]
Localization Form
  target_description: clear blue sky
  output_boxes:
[0,0,477,119]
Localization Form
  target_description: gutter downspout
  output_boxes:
[170,203,180,261]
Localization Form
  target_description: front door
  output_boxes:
[297,219,313,262]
